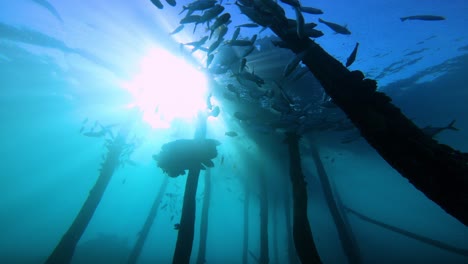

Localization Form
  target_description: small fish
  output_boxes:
[83,130,107,138]
[242,45,255,57]
[280,0,300,8]
[217,26,228,40]
[210,106,220,117]
[180,0,216,15]
[225,131,238,137]
[150,0,164,9]
[208,38,223,53]
[294,7,305,39]
[231,27,240,41]
[346,42,359,67]
[169,25,184,35]
[250,34,257,44]
[206,54,214,68]
[422,120,459,137]
[184,36,209,52]
[234,70,265,87]
[180,15,202,24]
[174,223,180,230]
[239,58,247,72]
[200,5,225,23]
[284,49,309,77]
[161,203,168,210]
[299,6,323,15]
[236,23,259,28]
[318,18,351,35]
[31,0,64,23]
[165,0,176,6]
[210,13,231,39]
[400,15,445,22]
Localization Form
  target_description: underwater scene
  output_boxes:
[1,0,467,263]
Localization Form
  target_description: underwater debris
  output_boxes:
[153,139,220,177]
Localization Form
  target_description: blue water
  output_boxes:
[1,0,467,263]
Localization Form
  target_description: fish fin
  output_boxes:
[179,6,187,15]
[447,120,459,131]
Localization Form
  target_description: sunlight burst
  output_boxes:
[121,47,208,128]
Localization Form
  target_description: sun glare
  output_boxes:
[121,47,208,128]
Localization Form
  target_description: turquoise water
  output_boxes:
[1,0,467,263]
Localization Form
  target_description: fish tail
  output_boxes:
[447,120,459,131]
[179,6,187,15]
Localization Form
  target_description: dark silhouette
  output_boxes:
[127,177,169,264]
[242,176,251,264]
[45,118,134,264]
[238,0,468,226]
[308,143,361,264]
[284,133,322,263]
[259,172,269,264]
[196,169,212,264]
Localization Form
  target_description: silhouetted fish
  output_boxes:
[165,0,176,7]
[280,0,300,8]
[346,42,359,67]
[422,120,459,137]
[225,131,238,137]
[169,25,184,35]
[150,0,163,9]
[236,23,259,28]
[299,6,323,15]
[31,0,64,23]
[400,15,445,22]
[319,18,351,35]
